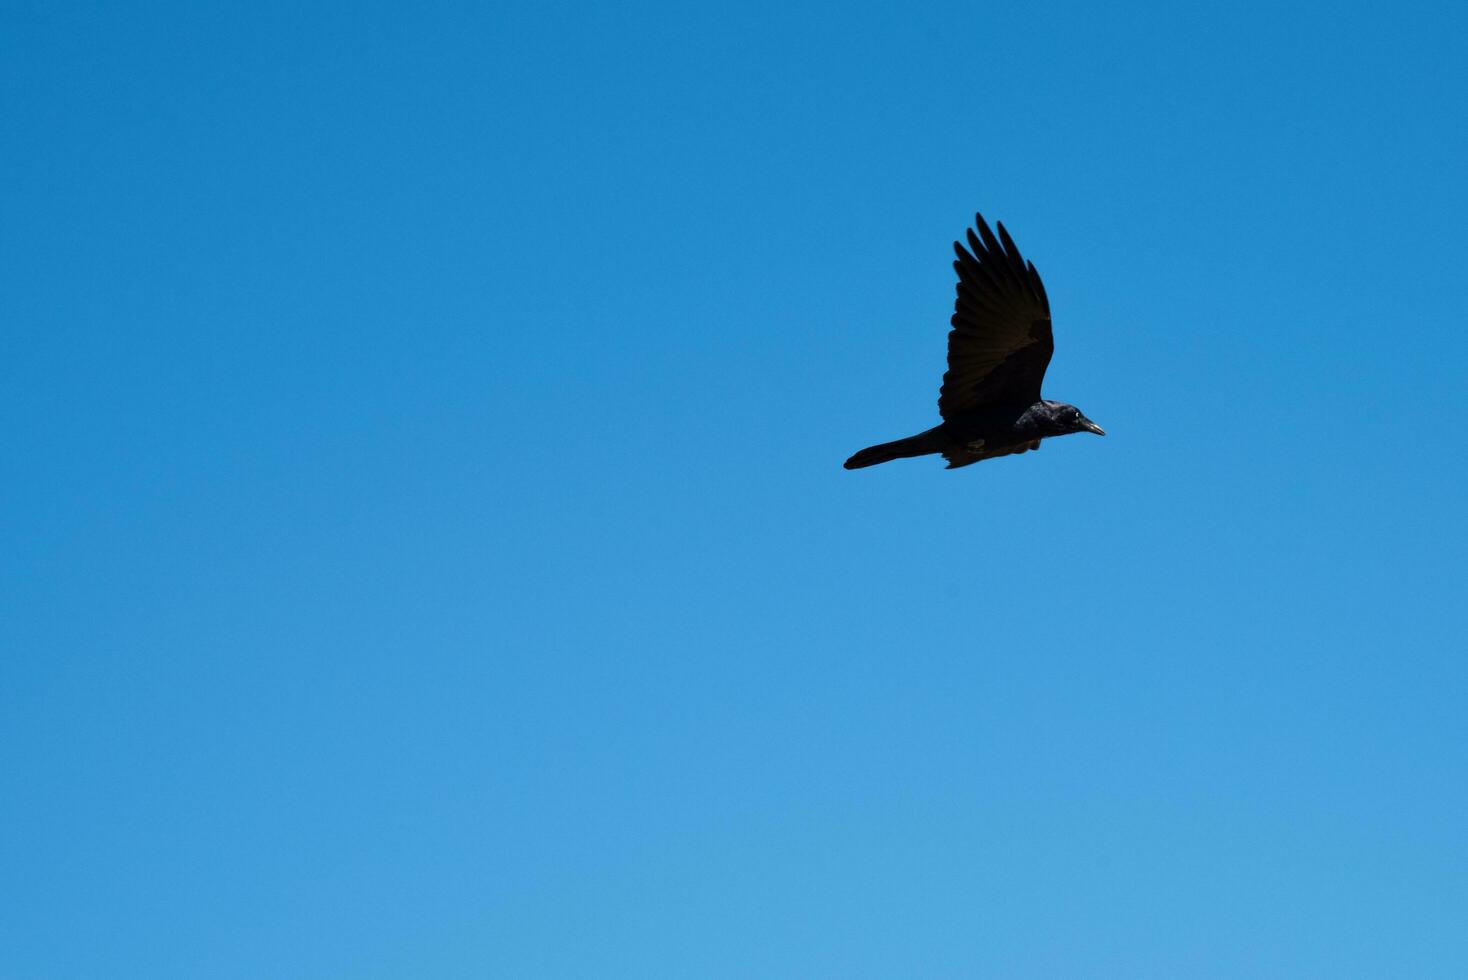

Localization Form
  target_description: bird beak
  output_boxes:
[1080,419,1106,436]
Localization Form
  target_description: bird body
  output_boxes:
[844,401,1097,470]
[844,214,1104,470]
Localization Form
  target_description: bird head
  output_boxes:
[1049,402,1106,437]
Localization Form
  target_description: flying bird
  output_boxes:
[844,213,1105,470]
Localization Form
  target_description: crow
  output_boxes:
[844,213,1105,470]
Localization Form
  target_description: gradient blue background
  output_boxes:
[4,1,1466,976]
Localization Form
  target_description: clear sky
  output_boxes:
[4,1,1467,976]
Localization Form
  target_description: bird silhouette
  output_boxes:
[844,213,1105,470]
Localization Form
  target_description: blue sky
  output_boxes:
[4,1,1467,976]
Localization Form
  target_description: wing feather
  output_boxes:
[938,213,1054,418]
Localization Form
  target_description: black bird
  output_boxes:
[844,213,1105,470]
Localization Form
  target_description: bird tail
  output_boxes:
[843,429,942,469]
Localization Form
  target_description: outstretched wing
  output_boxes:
[938,214,1054,419]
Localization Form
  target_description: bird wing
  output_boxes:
[942,438,1042,469]
[938,214,1054,419]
